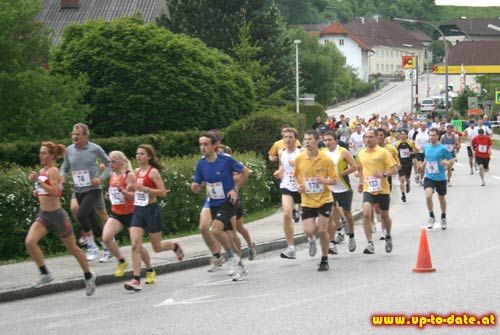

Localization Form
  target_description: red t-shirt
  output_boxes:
[471,135,492,158]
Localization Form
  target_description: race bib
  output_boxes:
[305,178,324,194]
[478,145,487,153]
[399,148,410,159]
[445,144,454,152]
[35,176,49,196]
[366,177,382,192]
[109,187,125,205]
[134,191,149,207]
[72,170,91,187]
[426,161,439,174]
[207,182,225,200]
[284,171,297,190]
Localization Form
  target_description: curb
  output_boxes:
[0,210,363,303]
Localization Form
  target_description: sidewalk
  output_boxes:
[0,195,364,303]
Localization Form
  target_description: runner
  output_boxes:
[60,123,110,261]
[26,141,96,296]
[124,145,184,291]
[394,130,418,203]
[357,129,398,254]
[191,132,250,281]
[323,131,358,253]
[273,128,302,259]
[294,130,338,271]
[463,120,478,175]
[440,125,460,186]
[424,129,453,230]
[100,151,154,282]
[414,123,430,185]
[349,123,365,159]
[471,128,492,186]
[268,127,301,162]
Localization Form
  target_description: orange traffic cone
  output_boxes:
[413,229,436,273]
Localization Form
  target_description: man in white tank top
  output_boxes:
[273,128,302,259]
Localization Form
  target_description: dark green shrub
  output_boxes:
[285,103,327,130]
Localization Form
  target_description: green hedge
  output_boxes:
[0,152,272,261]
[285,103,327,130]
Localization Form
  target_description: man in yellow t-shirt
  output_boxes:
[268,127,301,162]
[357,129,398,255]
[294,130,338,271]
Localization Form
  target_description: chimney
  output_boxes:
[61,0,80,9]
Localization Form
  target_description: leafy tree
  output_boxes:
[0,0,51,72]
[428,39,452,64]
[52,17,255,136]
[0,0,89,142]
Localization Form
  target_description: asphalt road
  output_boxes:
[326,74,476,119]
[1,147,499,335]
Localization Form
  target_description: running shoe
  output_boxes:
[470,169,473,175]
[86,246,99,261]
[448,182,452,187]
[308,238,317,257]
[317,261,329,272]
[207,255,225,272]
[481,181,485,186]
[406,183,410,193]
[227,256,239,276]
[328,242,338,255]
[238,260,248,275]
[145,270,156,284]
[124,279,142,292]
[335,232,345,244]
[385,237,393,253]
[401,194,406,203]
[440,218,447,230]
[99,249,113,263]
[380,229,386,240]
[85,272,96,296]
[174,243,184,261]
[363,242,375,255]
[248,243,257,261]
[78,235,89,247]
[32,273,53,288]
[427,217,436,229]
[348,237,356,252]
[114,260,129,277]
[292,208,300,223]
[232,271,242,282]
[280,247,296,259]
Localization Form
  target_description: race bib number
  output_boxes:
[399,148,410,159]
[284,171,297,189]
[366,177,382,192]
[207,182,225,200]
[305,178,324,194]
[109,187,125,205]
[445,144,454,152]
[72,170,91,187]
[478,145,487,153]
[426,161,439,174]
[134,191,149,206]
[35,176,49,195]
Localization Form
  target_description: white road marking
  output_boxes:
[154,293,271,307]
[464,245,500,259]
[190,278,241,287]
[492,176,500,181]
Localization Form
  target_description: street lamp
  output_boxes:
[294,39,301,114]
[394,18,449,114]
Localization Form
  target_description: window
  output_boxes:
[339,39,344,46]
[324,39,331,44]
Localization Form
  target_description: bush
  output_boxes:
[285,103,326,131]
[223,107,305,157]
[0,153,272,261]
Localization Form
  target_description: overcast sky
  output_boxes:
[436,0,500,6]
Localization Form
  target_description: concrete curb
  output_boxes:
[0,210,363,303]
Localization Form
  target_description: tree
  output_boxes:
[428,39,452,64]
[0,0,89,142]
[52,17,255,136]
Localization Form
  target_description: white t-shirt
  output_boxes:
[349,132,365,155]
[279,148,301,191]
[415,130,429,151]
[464,127,478,145]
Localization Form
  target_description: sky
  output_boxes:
[436,0,500,6]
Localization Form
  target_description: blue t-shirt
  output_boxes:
[194,154,244,206]
[423,143,452,181]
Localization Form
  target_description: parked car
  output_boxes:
[420,97,441,112]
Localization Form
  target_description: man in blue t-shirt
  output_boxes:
[423,128,452,230]
[191,132,249,281]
